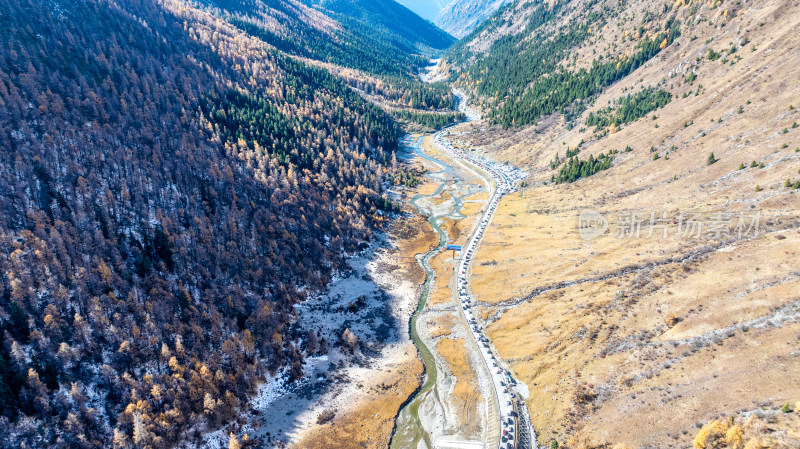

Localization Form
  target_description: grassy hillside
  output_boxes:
[438,0,800,447]
[445,0,682,128]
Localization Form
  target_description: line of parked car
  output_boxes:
[432,127,527,449]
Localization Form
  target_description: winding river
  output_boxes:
[390,132,483,449]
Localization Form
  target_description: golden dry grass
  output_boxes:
[427,198,485,308]
[411,135,492,435]
[387,212,437,287]
[446,0,800,446]
[415,182,442,197]
[292,354,423,449]
[689,412,800,449]
[429,314,456,339]
[437,338,483,439]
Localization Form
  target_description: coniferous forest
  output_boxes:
[391,110,467,130]
[551,151,616,184]
[0,0,428,446]
[585,87,672,130]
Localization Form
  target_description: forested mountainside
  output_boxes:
[434,0,508,39]
[0,0,419,445]
[307,0,455,53]
[444,0,680,127]
[207,0,460,129]
[209,0,452,77]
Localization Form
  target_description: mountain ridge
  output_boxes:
[434,0,508,39]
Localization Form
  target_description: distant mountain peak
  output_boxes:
[393,0,451,22]
[435,0,508,38]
